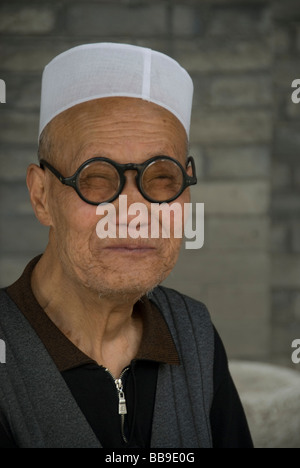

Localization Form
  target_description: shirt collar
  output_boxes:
[5,256,180,371]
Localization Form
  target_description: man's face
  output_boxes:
[41,97,190,300]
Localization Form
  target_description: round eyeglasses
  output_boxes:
[40,155,197,205]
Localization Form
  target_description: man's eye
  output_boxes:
[149,174,174,181]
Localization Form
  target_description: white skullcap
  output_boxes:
[39,43,194,139]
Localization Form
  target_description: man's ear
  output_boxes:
[26,164,52,226]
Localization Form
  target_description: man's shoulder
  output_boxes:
[150,284,212,327]
[0,289,22,328]
[150,285,215,403]
[0,289,13,311]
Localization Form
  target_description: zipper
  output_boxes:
[105,367,130,444]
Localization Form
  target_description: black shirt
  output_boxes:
[0,256,253,448]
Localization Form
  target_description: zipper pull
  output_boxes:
[115,378,127,415]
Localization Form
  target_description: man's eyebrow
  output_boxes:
[143,144,187,158]
[145,149,176,157]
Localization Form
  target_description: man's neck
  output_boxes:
[31,248,143,378]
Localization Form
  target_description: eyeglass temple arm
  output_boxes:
[40,159,62,180]
[186,156,197,185]
[40,159,74,185]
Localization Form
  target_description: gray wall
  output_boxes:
[0,0,300,369]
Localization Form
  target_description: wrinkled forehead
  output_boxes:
[40,97,188,168]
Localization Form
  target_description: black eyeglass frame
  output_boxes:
[40,155,197,205]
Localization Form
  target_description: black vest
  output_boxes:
[0,286,214,448]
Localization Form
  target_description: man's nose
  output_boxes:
[121,170,145,204]
[115,170,151,229]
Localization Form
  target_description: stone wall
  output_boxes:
[271,1,300,368]
[0,0,299,368]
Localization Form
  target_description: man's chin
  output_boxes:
[92,282,156,303]
[85,272,166,303]
[74,256,174,303]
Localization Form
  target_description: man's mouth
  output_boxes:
[103,241,157,253]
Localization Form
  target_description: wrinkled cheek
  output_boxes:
[157,237,182,271]
[51,212,95,265]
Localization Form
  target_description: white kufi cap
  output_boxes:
[39,43,194,139]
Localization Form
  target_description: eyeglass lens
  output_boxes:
[141,159,183,202]
[78,161,120,203]
[77,159,184,203]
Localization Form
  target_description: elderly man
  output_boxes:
[0,43,253,448]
